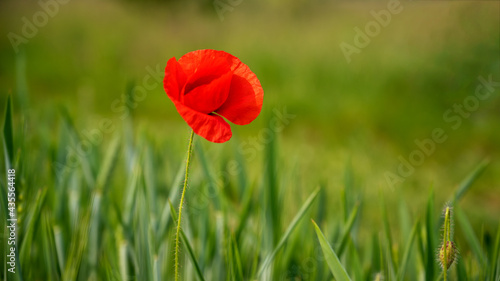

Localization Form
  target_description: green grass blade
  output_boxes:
[370,233,382,273]
[491,224,500,280]
[95,136,120,192]
[425,189,436,281]
[135,191,154,281]
[53,225,66,273]
[257,186,320,277]
[455,206,486,267]
[452,159,489,203]
[156,160,185,243]
[59,108,95,187]
[87,192,102,273]
[398,219,419,281]
[336,202,360,257]
[118,237,129,281]
[123,160,140,226]
[398,197,412,248]
[143,146,158,217]
[249,222,262,278]
[232,139,248,200]
[312,220,352,281]
[3,95,14,169]
[381,196,397,278]
[195,142,221,210]
[343,160,355,222]
[265,130,280,246]
[153,255,160,281]
[20,188,47,266]
[63,205,92,280]
[415,227,424,266]
[347,237,363,281]
[235,183,255,241]
[231,234,244,281]
[455,255,468,281]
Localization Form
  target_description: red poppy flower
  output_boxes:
[163,49,264,143]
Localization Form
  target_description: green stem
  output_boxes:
[443,207,450,281]
[175,130,195,281]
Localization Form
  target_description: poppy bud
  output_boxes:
[439,240,456,269]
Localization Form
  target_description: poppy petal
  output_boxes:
[178,49,232,78]
[164,57,187,101]
[183,72,233,114]
[172,99,232,143]
[216,60,264,125]
[182,55,232,94]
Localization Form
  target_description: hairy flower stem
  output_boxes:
[443,207,451,281]
[175,130,195,281]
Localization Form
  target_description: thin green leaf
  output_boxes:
[63,205,92,281]
[87,192,102,271]
[455,206,486,266]
[398,219,419,281]
[347,237,363,281]
[20,188,47,266]
[257,186,320,277]
[231,233,244,280]
[337,202,360,257]
[382,196,397,278]
[3,94,14,168]
[118,236,129,281]
[95,136,120,192]
[156,160,185,243]
[452,159,489,203]
[312,220,352,281]
[265,130,280,245]
[195,142,221,210]
[41,213,58,281]
[425,189,436,281]
[455,255,468,281]
[235,183,255,241]
[59,108,95,187]
[53,225,66,273]
[491,224,500,280]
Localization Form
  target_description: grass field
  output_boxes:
[1,0,499,280]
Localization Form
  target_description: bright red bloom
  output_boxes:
[163,49,264,143]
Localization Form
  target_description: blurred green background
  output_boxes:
[0,0,499,278]
[2,0,499,217]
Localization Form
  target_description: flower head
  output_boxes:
[163,49,264,143]
[439,241,457,269]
